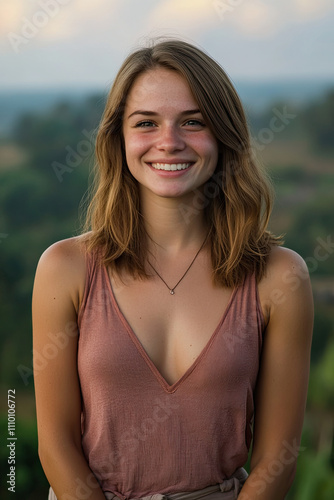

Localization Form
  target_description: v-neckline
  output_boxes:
[104,266,239,393]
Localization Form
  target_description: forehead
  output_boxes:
[125,68,198,111]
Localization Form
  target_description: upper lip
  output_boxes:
[147,160,195,164]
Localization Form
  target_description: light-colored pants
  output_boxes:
[48,467,248,500]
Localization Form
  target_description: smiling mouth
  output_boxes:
[150,162,193,171]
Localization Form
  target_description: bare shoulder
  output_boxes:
[37,234,87,277]
[265,245,309,278]
[258,246,313,324]
[38,234,86,266]
[34,234,88,313]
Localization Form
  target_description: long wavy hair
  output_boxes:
[83,38,282,287]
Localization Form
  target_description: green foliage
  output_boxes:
[12,96,105,174]
[0,95,104,388]
[286,419,334,500]
[302,90,334,155]
[308,339,334,411]
[291,451,334,500]
[249,90,334,154]
[284,197,334,276]
[312,309,334,364]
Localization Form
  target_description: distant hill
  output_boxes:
[234,79,334,114]
[0,80,333,135]
[0,88,104,136]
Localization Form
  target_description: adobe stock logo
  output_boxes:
[7,0,73,54]
[243,439,306,497]
[304,236,334,273]
[17,321,78,386]
[212,0,244,20]
[250,107,297,152]
[52,128,96,183]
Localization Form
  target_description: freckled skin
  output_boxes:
[122,68,219,201]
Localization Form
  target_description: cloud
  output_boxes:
[210,0,334,39]
[1,0,120,47]
[293,0,334,21]
[0,0,76,48]
[0,0,28,38]
[37,0,119,42]
[232,1,277,38]
[145,0,219,37]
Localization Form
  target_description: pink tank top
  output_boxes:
[77,251,265,499]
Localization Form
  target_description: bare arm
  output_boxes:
[239,247,314,500]
[33,238,106,500]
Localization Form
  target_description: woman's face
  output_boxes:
[122,67,219,201]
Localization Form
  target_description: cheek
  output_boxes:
[197,135,219,166]
[124,133,150,163]
[209,140,219,170]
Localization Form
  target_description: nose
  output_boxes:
[156,124,186,153]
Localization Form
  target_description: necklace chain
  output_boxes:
[147,233,209,295]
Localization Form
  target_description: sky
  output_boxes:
[0,0,334,89]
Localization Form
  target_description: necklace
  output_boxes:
[147,233,209,295]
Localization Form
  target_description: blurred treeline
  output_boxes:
[0,89,333,499]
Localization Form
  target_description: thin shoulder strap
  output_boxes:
[252,272,266,334]
[77,249,99,325]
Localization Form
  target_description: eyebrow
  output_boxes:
[127,109,202,119]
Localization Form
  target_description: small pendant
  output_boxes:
[170,289,175,295]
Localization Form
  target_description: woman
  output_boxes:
[33,39,314,500]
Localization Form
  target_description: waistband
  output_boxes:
[48,468,248,500]
[105,468,248,500]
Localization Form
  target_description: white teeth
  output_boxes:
[151,163,192,171]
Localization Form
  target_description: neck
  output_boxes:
[139,188,209,257]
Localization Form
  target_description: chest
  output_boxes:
[108,265,235,387]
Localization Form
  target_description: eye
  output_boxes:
[134,120,156,128]
[184,119,205,127]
